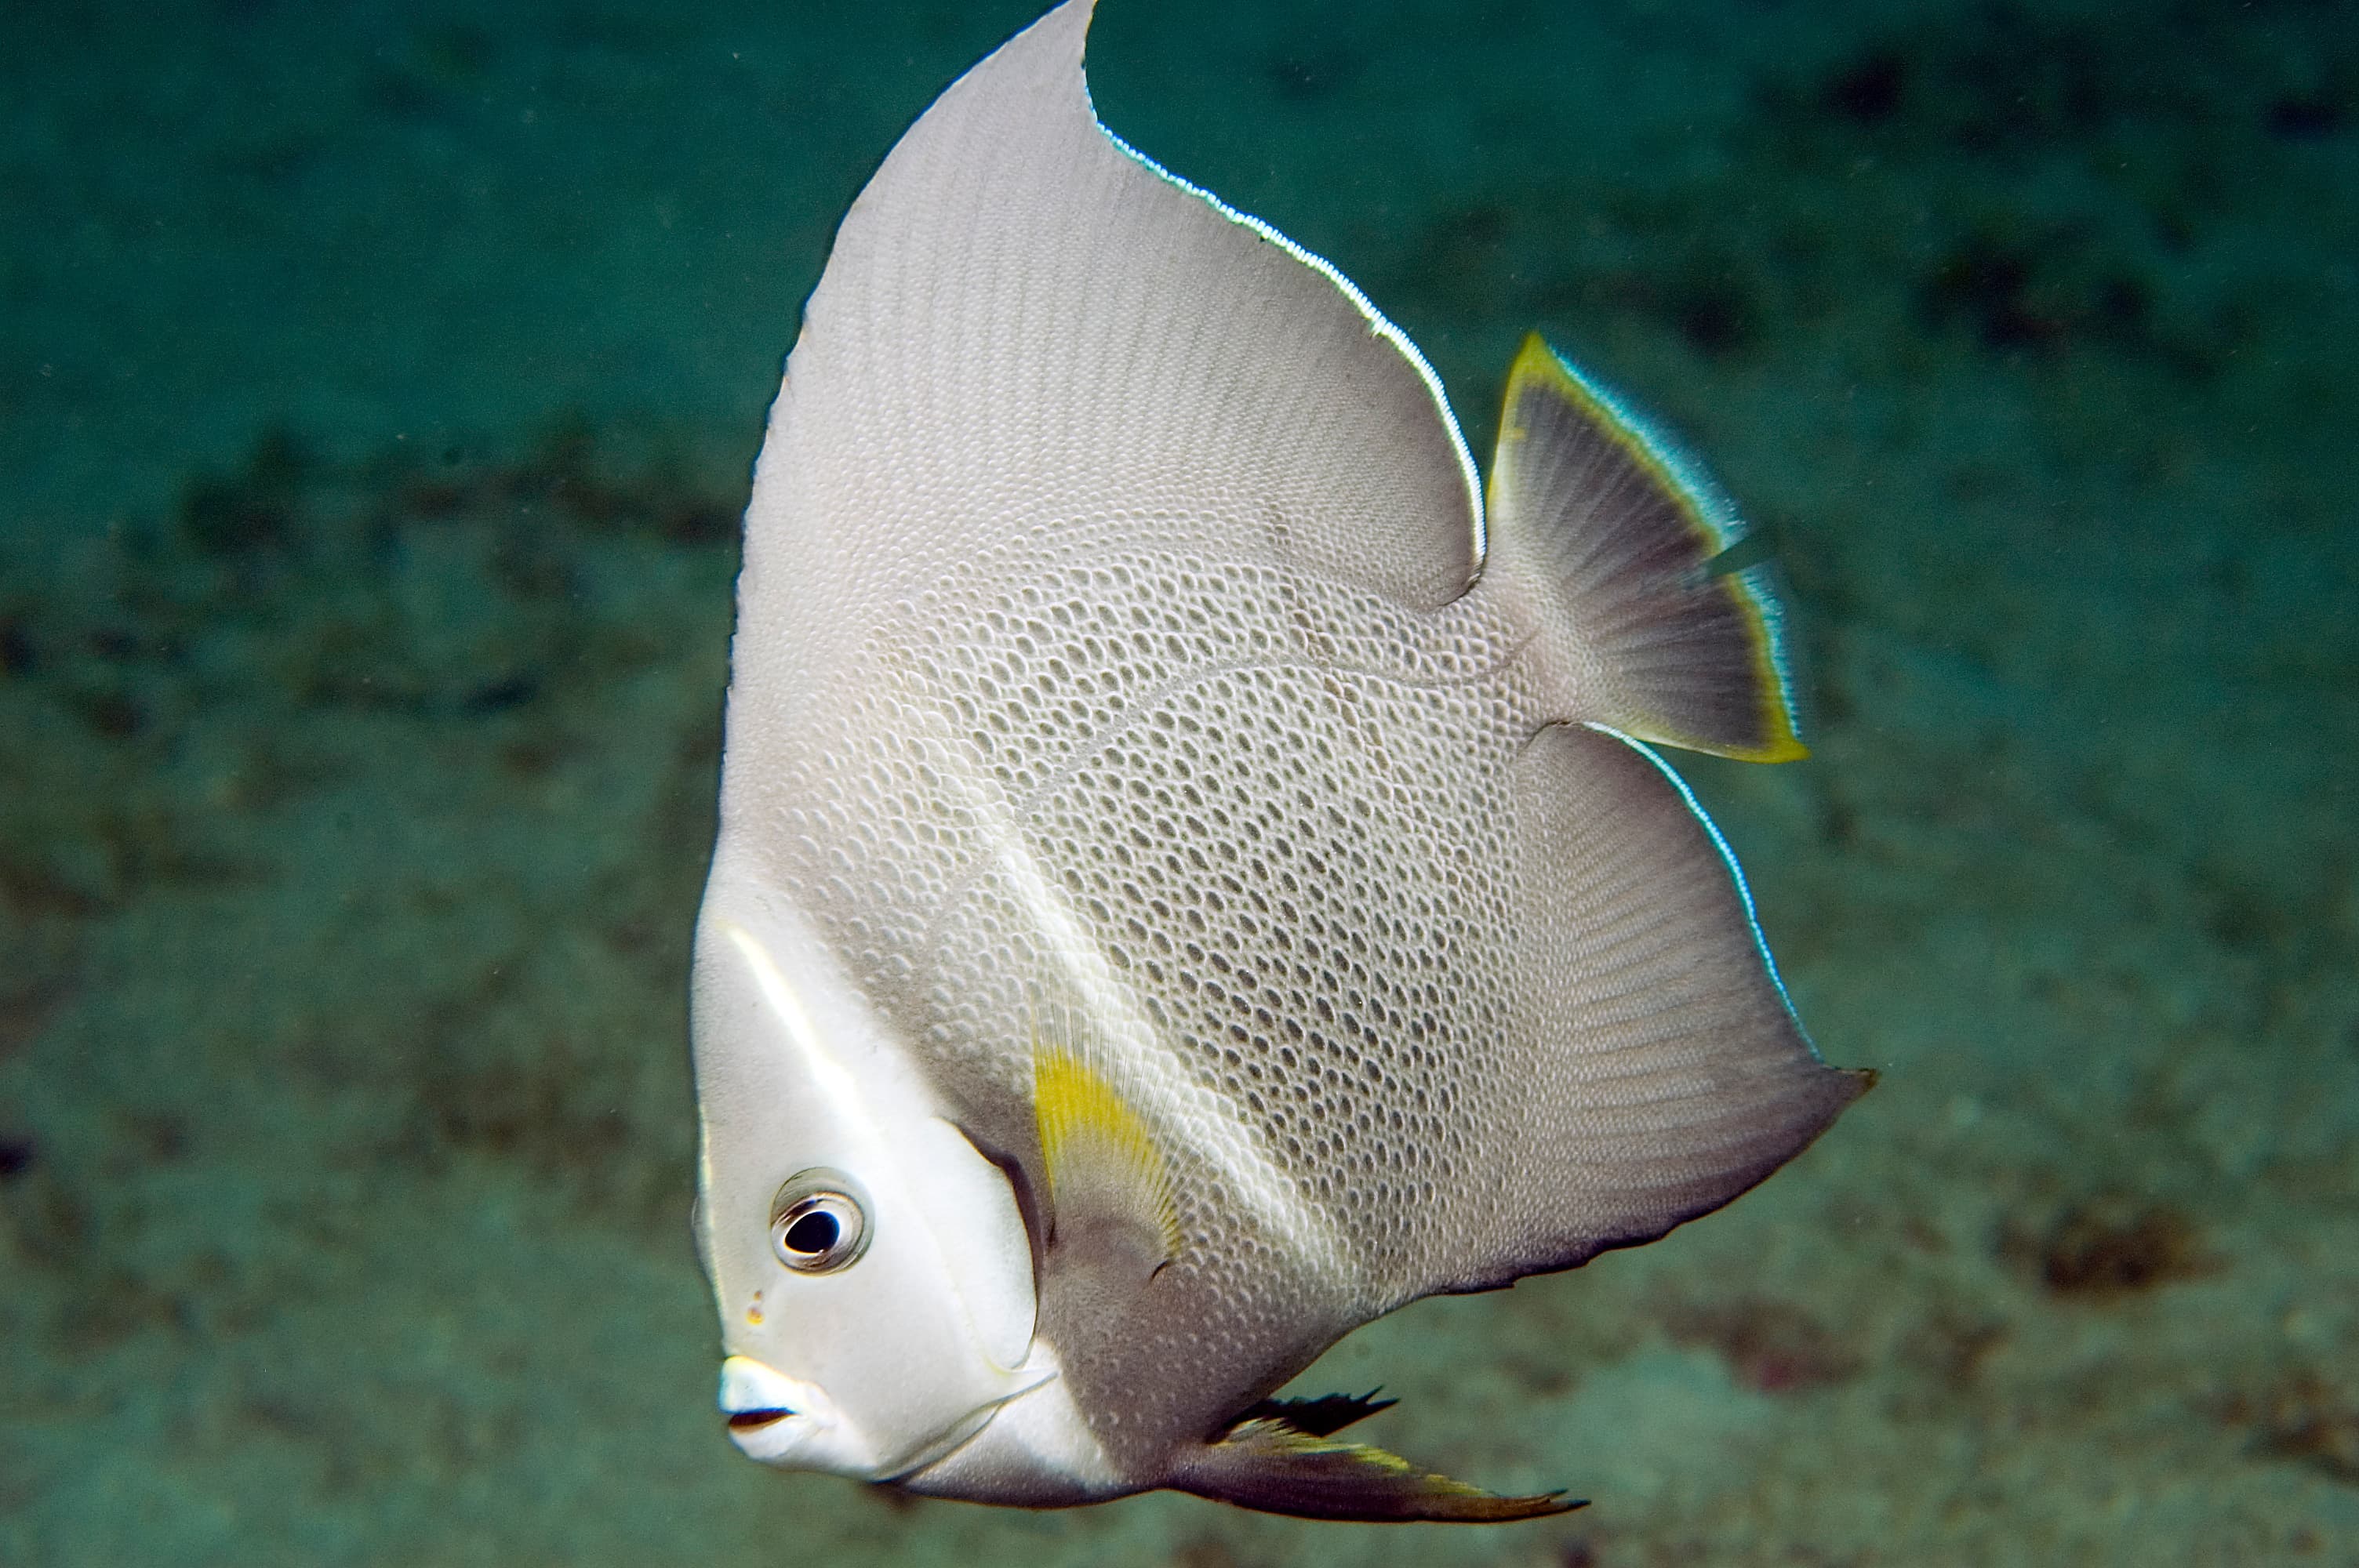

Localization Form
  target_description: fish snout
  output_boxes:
[718,1356,860,1467]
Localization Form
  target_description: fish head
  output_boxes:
[689,862,1045,1480]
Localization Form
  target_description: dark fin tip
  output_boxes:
[1235,1388,1398,1439]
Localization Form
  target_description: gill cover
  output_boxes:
[689,858,1043,1479]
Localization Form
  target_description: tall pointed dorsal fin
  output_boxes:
[730,0,1487,757]
[1489,333,1806,763]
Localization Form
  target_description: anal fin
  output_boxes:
[1175,1416,1581,1523]
[1431,721,1866,1296]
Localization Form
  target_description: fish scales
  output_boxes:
[752,542,1546,1457]
[761,542,1532,1251]
[689,0,1866,1521]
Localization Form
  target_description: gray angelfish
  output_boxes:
[689,0,1867,1523]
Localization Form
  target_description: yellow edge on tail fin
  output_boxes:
[1497,333,1807,764]
[1032,1032,1183,1261]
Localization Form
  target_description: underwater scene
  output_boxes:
[3,0,2354,1563]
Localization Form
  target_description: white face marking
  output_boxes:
[895,1337,1122,1505]
[723,920,871,1134]
[689,877,1044,1480]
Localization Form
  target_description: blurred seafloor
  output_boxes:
[2,0,2356,1563]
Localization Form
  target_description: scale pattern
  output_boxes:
[748,515,1542,1302]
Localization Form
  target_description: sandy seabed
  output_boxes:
[3,1,2355,1563]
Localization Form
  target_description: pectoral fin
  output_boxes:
[1032,1022,1181,1276]
[1173,1415,1581,1523]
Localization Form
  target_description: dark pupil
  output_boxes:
[784,1210,840,1256]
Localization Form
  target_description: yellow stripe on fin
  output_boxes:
[1032,1025,1183,1268]
[1176,1415,1583,1523]
[1491,332,1806,764]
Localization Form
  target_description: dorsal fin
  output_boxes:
[728,0,1488,768]
[1489,333,1806,762]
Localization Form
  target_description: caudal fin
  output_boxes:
[1488,334,1805,762]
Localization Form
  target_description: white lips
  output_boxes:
[718,1356,862,1466]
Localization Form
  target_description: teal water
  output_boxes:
[3,1,2355,1563]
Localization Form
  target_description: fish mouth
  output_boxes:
[726,1407,793,1432]
[719,1356,851,1467]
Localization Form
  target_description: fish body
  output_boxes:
[690,0,1865,1521]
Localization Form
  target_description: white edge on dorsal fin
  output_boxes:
[1070,3,1486,571]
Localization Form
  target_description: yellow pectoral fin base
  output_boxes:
[1032,1044,1182,1268]
[1173,1415,1583,1523]
[1490,332,1807,764]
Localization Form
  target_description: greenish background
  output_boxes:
[3,1,2354,1563]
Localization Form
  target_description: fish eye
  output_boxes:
[769,1168,871,1273]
